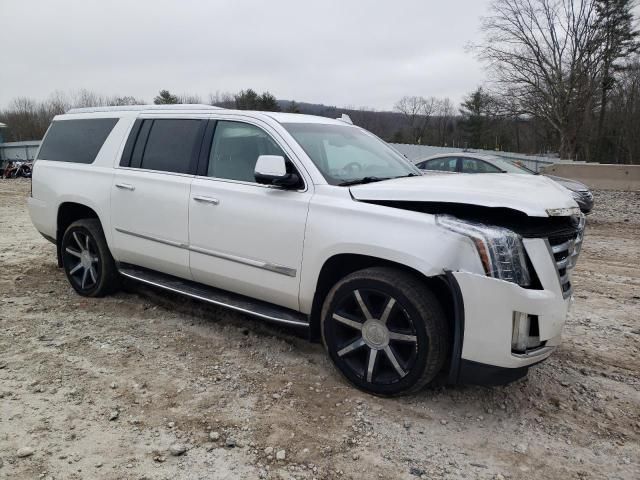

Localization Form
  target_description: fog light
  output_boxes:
[512,312,541,353]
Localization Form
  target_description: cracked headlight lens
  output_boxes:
[436,215,531,286]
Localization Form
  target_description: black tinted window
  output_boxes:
[460,158,502,173]
[37,118,118,164]
[423,157,457,172]
[140,119,203,174]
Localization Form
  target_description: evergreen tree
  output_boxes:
[459,87,495,149]
[258,92,280,112]
[153,90,179,105]
[234,89,260,110]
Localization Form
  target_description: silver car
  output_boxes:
[415,153,594,214]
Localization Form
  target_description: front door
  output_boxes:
[189,119,312,310]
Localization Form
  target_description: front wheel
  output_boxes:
[61,219,120,297]
[321,267,449,396]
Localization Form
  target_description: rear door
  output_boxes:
[110,116,206,279]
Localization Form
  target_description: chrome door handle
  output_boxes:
[115,183,135,191]
[193,195,219,205]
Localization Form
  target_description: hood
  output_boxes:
[544,174,590,192]
[349,173,578,217]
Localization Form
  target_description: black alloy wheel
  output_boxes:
[321,267,449,396]
[61,219,119,297]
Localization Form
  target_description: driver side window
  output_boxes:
[208,121,286,182]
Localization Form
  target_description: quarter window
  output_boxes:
[460,158,502,173]
[208,121,286,182]
[37,118,118,164]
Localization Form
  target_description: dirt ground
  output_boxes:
[1,180,638,480]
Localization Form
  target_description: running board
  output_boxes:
[118,264,309,328]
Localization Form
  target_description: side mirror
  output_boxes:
[254,155,300,188]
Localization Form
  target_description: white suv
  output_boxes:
[28,105,584,396]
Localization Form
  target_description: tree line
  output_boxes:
[1,0,638,163]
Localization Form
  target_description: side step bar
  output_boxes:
[118,264,310,328]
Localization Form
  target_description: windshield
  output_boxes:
[282,122,420,185]
[490,157,535,174]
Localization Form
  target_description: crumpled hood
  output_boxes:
[349,173,578,217]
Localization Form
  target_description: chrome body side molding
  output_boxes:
[115,227,187,248]
[114,227,296,277]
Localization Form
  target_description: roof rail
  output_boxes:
[336,114,353,125]
[66,104,223,114]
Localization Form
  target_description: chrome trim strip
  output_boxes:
[551,240,573,254]
[511,345,555,359]
[189,245,297,277]
[118,269,308,327]
[115,228,297,277]
[115,227,187,248]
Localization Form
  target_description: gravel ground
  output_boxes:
[0,179,638,480]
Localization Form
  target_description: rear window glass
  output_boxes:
[37,118,118,164]
[139,119,202,174]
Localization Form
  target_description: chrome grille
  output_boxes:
[547,217,585,298]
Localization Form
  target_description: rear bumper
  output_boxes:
[27,196,55,239]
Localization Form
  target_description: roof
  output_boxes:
[63,105,349,126]
[262,112,349,125]
[67,104,223,114]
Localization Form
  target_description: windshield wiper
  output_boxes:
[338,176,390,186]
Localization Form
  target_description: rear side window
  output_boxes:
[122,119,204,174]
[37,118,118,164]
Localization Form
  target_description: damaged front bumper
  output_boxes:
[447,237,573,385]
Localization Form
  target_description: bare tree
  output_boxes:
[394,96,437,143]
[434,98,455,146]
[477,0,603,159]
[177,93,202,104]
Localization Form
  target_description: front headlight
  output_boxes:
[436,215,531,286]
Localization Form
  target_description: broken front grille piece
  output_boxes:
[547,216,585,299]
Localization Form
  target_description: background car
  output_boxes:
[415,153,594,214]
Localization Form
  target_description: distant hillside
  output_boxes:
[276,100,410,142]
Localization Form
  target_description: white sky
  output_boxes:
[1,0,493,110]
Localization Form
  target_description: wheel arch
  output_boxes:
[309,254,457,356]
[56,202,102,267]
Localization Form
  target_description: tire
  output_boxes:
[321,267,449,396]
[61,219,120,297]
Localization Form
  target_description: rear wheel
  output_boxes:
[321,267,449,396]
[61,219,119,297]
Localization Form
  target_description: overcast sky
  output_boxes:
[1,0,492,110]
